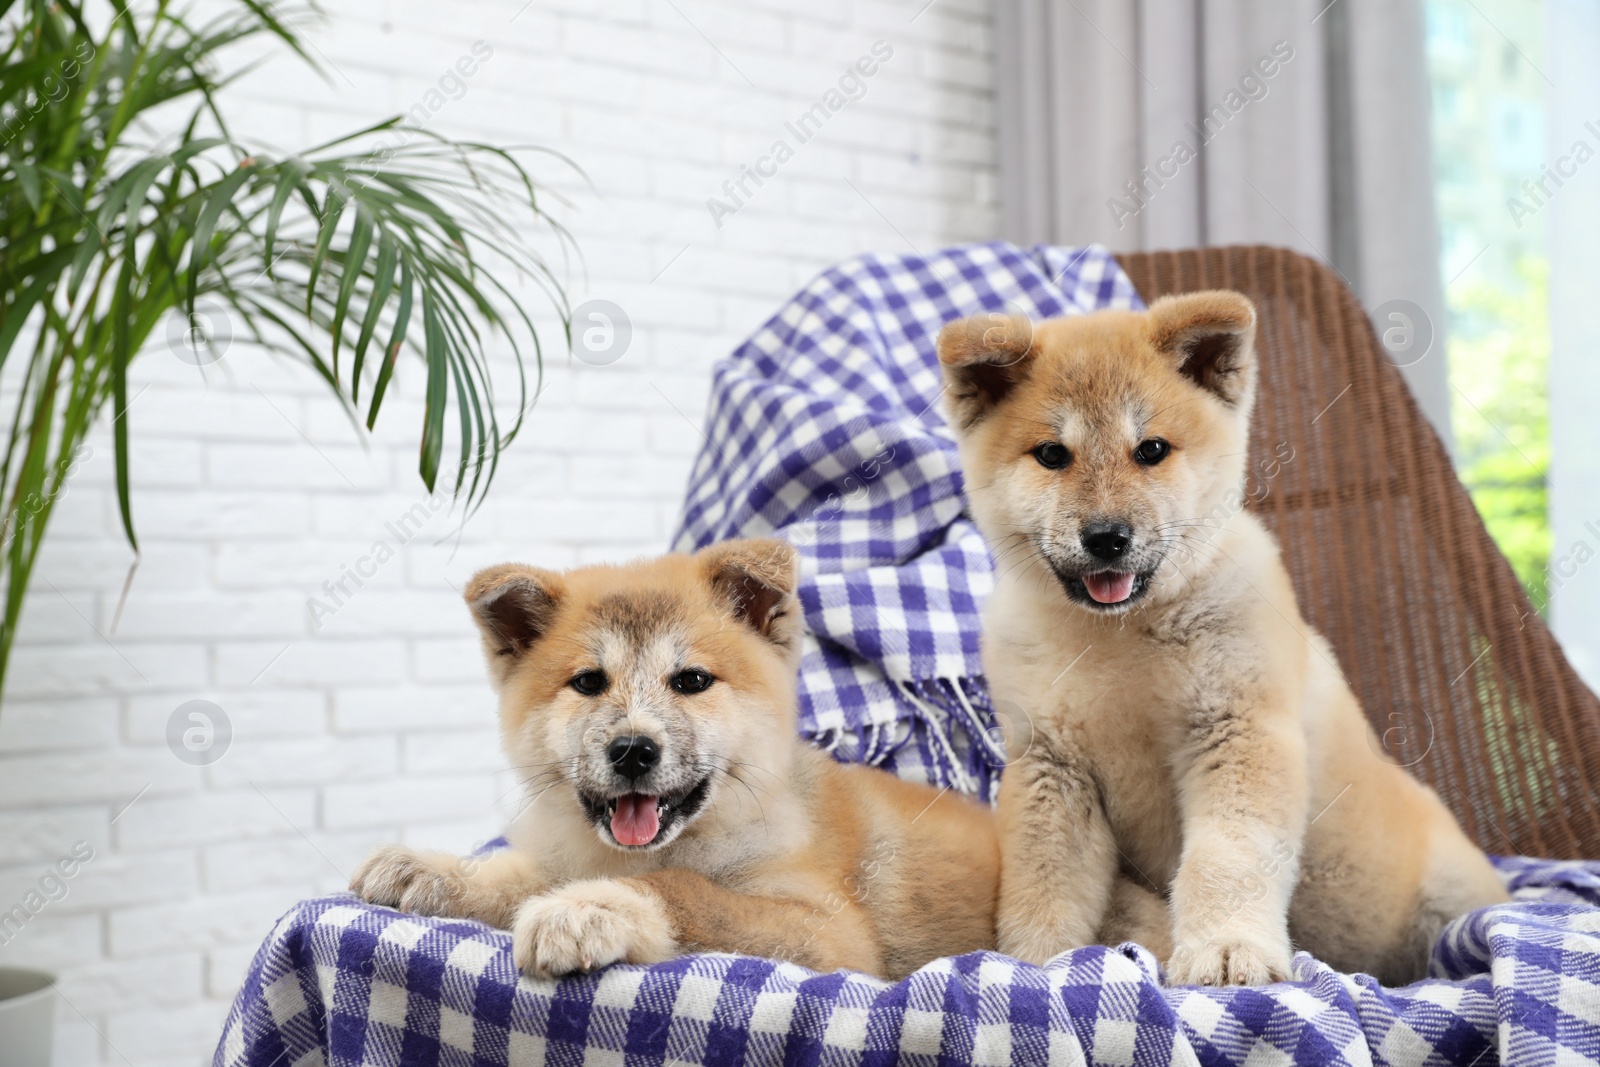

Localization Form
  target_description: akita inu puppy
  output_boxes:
[350,539,1011,979]
[938,293,1508,986]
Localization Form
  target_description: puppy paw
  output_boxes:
[998,911,1099,967]
[350,845,463,917]
[512,879,675,978]
[1167,936,1292,986]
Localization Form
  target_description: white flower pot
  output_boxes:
[0,968,55,1067]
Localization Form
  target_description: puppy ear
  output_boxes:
[697,538,799,650]
[463,564,564,663]
[1146,291,1258,406]
[936,310,1036,429]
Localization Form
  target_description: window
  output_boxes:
[1425,0,1550,609]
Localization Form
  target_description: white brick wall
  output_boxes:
[0,1,997,1062]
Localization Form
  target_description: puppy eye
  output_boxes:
[1134,438,1171,466]
[570,670,607,696]
[1032,442,1071,470]
[670,669,714,694]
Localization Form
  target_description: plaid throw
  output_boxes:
[214,857,1600,1066]
[214,247,1600,1065]
[672,243,1142,801]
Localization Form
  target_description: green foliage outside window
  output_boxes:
[1448,258,1551,609]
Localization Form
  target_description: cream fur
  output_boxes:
[351,540,1016,980]
[939,292,1508,986]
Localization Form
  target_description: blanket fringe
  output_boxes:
[802,676,1005,801]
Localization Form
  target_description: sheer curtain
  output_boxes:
[994,0,1451,446]
[1546,0,1600,688]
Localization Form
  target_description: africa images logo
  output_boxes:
[705,41,895,228]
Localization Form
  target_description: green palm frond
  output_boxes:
[0,0,574,697]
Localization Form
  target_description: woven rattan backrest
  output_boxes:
[1114,245,1600,858]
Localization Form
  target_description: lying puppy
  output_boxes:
[938,293,1508,986]
[350,539,1006,979]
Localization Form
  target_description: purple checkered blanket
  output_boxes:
[216,857,1599,1066]
[214,245,1600,1065]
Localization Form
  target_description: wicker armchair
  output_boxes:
[1114,246,1600,859]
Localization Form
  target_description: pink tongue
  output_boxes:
[1084,572,1135,604]
[610,794,661,846]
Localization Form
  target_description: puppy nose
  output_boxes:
[1081,521,1133,561]
[606,734,660,780]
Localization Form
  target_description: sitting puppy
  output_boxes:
[938,294,1508,986]
[351,539,1009,979]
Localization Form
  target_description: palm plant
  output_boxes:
[0,0,573,698]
